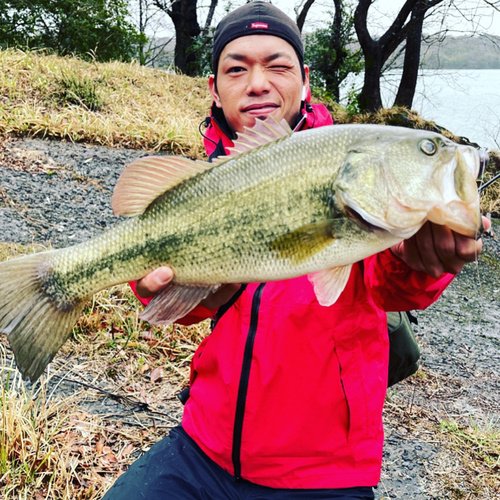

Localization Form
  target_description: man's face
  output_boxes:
[209,35,309,134]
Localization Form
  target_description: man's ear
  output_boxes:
[208,75,222,108]
[303,65,310,97]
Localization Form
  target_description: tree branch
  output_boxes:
[295,0,316,33]
[379,0,417,50]
[152,0,173,15]
[203,0,218,34]
[483,0,500,11]
[354,0,373,50]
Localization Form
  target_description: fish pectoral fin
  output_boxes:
[308,264,353,306]
[269,220,339,263]
[139,283,218,325]
[112,156,213,217]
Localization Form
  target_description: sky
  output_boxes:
[209,0,500,37]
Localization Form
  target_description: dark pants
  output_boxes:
[102,426,375,500]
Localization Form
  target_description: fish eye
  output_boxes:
[419,139,437,156]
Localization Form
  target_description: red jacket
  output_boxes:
[137,104,454,488]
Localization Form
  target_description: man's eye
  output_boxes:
[227,67,245,73]
[270,65,290,71]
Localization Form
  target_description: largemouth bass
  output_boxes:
[0,118,483,382]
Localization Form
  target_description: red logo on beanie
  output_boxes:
[251,22,268,29]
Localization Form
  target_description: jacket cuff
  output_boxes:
[129,280,152,306]
[367,249,455,311]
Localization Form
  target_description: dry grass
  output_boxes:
[427,418,500,498]
[0,354,169,500]
[384,369,500,499]
[329,103,466,142]
[0,48,212,158]
[480,150,500,216]
[0,243,210,499]
[67,283,210,392]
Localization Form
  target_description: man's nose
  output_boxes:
[246,67,271,95]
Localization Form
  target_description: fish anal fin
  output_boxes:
[269,220,337,263]
[112,156,213,217]
[140,283,218,325]
[308,265,353,306]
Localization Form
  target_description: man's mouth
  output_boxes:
[242,103,279,116]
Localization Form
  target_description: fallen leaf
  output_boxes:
[122,443,134,456]
[96,440,104,454]
[140,331,156,341]
[150,367,165,383]
[100,452,118,466]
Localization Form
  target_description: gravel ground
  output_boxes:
[0,136,499,499]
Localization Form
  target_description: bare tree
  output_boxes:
[354,0,500,111]
[355,0,447,112]
[394,0,432,108]
[152,0,204,75]
[132,0,174,67]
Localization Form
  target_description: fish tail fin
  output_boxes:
[0,251,85,382]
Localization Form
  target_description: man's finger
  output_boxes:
[136,267,174,298]
[429,223,460,274]
[454,232,483,263]
[414,222,444,277]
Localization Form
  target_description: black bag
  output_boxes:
[386,311,420,387]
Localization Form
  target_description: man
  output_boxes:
[104,2,487,499]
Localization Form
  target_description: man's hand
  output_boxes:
[390,216,491,278]
[135,266,241,310]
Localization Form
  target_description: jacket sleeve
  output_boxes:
[363,248,455,311]
[129,280,217,325]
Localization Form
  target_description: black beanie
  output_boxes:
[212,1,304,79]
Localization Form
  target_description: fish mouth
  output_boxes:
[478,149,489,178]
[459,145,485,180]
[338,190,425,240]
[344,205,385,233]
[427,146,483,237]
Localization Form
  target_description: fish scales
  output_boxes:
[0,118,483,381]
[45,132,336,297]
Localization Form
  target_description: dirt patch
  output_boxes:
[0,135,499,499]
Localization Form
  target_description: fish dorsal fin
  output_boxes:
[112,156,212,216]
[308,264,353,306]
[213,116,293,164]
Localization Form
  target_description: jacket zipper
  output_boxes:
[232,282,266,480]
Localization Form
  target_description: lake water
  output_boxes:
[341,69,500,151]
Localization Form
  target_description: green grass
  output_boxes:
[438,418,500,497]
[441,419,500,469]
